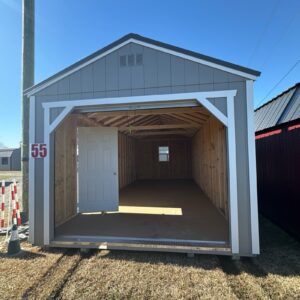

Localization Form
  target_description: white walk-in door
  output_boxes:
[78,127,119,212]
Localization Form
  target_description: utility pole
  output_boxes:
[21,0,35,221]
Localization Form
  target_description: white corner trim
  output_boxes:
[28,95,35,243]
[196,97,228,126]
[227,95,239,254]
[42,90,239,253]
[49,106,73,133]
[43,107,50,245]
[25,37,257,97]
[246,80,260,255]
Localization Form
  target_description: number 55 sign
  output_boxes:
[31,143,48,158]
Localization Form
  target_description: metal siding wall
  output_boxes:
[32,43,253,255]
[256,126,300,240]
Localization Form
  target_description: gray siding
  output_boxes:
[35,43,244,100]
[31,42,253,255]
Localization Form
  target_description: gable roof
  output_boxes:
[25,33,260,96]
[255,82,300,132]
[0,148,17,158]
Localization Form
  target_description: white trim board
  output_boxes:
[246,80,260,255]
[28,96,35,243]
[42,90,239,255]
[25,38,257,97]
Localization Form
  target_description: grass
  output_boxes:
[0,171,21,180]
[0,216,299,299]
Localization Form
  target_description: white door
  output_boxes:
[78,127,119,212]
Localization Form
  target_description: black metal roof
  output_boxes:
[255,82,300,132]
[25,33,260,95]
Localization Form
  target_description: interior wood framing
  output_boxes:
[54,105,229,229]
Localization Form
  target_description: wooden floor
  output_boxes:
[55,180,229,243]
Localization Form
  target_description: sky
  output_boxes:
[0,0,299,148]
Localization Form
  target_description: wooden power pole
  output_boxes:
[21,0,35,221]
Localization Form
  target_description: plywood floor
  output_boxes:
[55,180,229,243]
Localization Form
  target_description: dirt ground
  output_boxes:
[0,216,299,299]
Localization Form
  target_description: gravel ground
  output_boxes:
[0,216,299,299]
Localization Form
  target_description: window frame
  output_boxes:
[158,146,170,162]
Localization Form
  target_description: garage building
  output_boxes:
[25,34,260,256]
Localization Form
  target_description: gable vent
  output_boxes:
[119,54,143,67]
[120,55,127,67]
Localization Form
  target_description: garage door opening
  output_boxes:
[53,105,229,248]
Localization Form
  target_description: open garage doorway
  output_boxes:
[53,104,229,249]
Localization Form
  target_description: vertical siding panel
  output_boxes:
[118,44,131,90]
[69,71,81,94]
[171,56,185,86]
[143,47,158,88]
[57,77,70,95]
[131,43,144,90]
[229,80,251,254]
[184,60,199,85]
[157,52,171,87]
[213,69,229,84]
[81,64,93,93]
[105,51,118,91]
[93,58,106,92]
[199,64,213,84]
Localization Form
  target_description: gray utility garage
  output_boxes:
[25,33,260,256]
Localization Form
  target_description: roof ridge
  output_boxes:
[255,82,300,112]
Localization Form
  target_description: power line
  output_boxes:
[258,60,300,107]
[260,8,299,70]
[248,0,280,66]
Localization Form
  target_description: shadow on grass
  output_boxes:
[0,250,46,260]
[93,216,300,277]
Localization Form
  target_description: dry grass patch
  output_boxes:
[251,217,300,299]
[0,241,65,300]
[0,171,21,180]
[60,251,236,300]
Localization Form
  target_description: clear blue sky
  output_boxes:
[0,0,299,147]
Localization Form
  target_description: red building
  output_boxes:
[255,82,300,240]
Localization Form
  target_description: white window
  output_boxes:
[158,146,169,162]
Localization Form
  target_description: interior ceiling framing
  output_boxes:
[74,106,212,138]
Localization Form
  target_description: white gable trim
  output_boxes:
[26,39,257,97]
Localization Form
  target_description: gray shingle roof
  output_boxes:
[255,82,300,132]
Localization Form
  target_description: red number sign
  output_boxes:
[31,144,47,158]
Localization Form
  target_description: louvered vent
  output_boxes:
[119,54,143,67]
[120,55,127,67]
